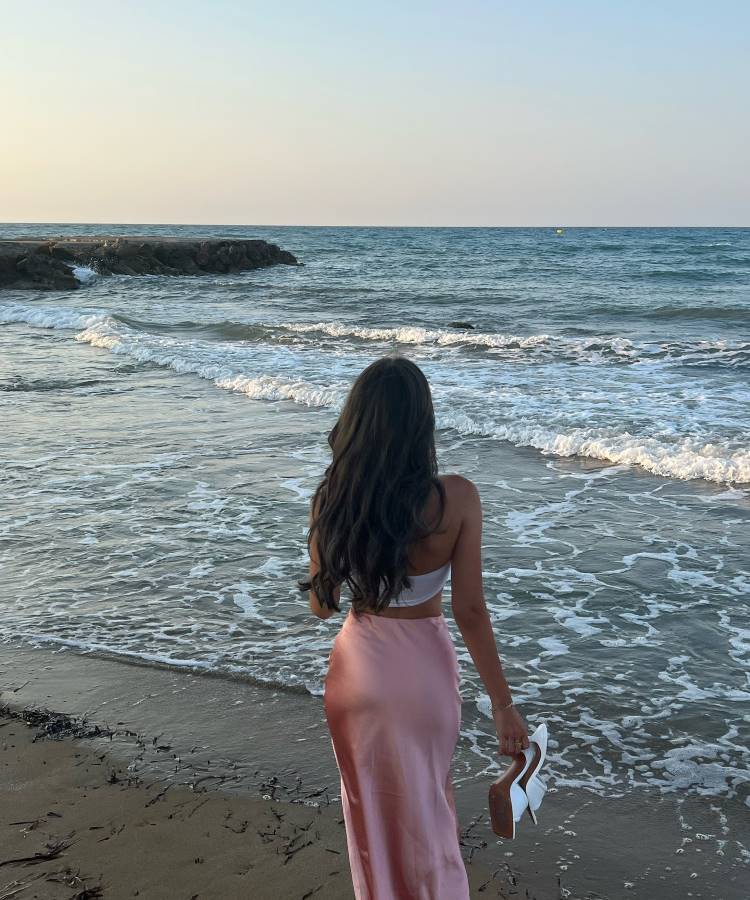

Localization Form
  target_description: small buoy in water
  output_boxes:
[555,228,565,235]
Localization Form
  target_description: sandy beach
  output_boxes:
[1,649,524,900]
[0,710,521,899]
[3,642,747,900]
[1,708,356,899]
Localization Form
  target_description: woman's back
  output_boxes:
[370,473,466,619]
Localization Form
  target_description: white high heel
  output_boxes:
[488,747,534,839]
[519,723,548,825]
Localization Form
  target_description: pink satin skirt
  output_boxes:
[323,610,469,900]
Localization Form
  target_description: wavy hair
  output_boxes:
[298,355,446,614]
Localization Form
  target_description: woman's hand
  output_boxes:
[493,705,530,757]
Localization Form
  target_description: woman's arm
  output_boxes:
[450,476,529,756]
[307,498,340,619]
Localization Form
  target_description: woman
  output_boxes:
[300,355,529,900]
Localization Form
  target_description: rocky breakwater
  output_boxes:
[0,236,300,291]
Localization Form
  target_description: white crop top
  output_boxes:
[387,561,451,607]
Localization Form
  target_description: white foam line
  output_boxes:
[0,303,110,330]
[442,414,750,485]
[72,324,750,485]
[4,303,748,367]
[6,303,748,485]
[280,320,554,350]
[277,320,750,366]
[75,325,345,409]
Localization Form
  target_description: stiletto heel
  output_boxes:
[524,775,547,823]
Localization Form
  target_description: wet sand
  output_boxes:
[0,711,520,899]
[1,655,517,899]
[2,642,747,899]
[1,710,355,899]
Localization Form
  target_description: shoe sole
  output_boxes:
[488,752,531,839]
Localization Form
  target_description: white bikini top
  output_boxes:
[387,561,451,607]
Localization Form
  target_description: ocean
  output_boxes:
[1,225,749,878]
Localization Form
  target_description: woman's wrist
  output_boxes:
[491,697,514,713]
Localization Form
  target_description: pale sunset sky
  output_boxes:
[2,1,748,225]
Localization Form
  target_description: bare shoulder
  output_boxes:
[419,475,480,541]
[438,473,480,505]
[436,474,481,530]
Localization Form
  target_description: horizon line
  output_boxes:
[1,222,748,230]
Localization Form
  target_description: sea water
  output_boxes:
[1,226,748,821]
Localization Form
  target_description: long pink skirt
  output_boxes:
[323,610,469,900]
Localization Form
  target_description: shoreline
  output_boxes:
[1,701,514,898]
[3,640,748,899]
[0,706,364,899]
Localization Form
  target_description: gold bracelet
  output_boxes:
[491,700,514,713]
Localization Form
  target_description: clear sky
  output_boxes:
[2,1,748,225]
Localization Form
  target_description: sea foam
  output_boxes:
[4,302,749,486]
[277,320,750,368]
[76,324,345,410]
[70,265,99,285]
[75,320,750,485]
[0,303,110,330]
[439,416,750,485]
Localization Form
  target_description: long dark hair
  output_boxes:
[298,354,446,614]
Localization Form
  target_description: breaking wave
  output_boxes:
[3,305,748,368]
[3,302,748,485]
